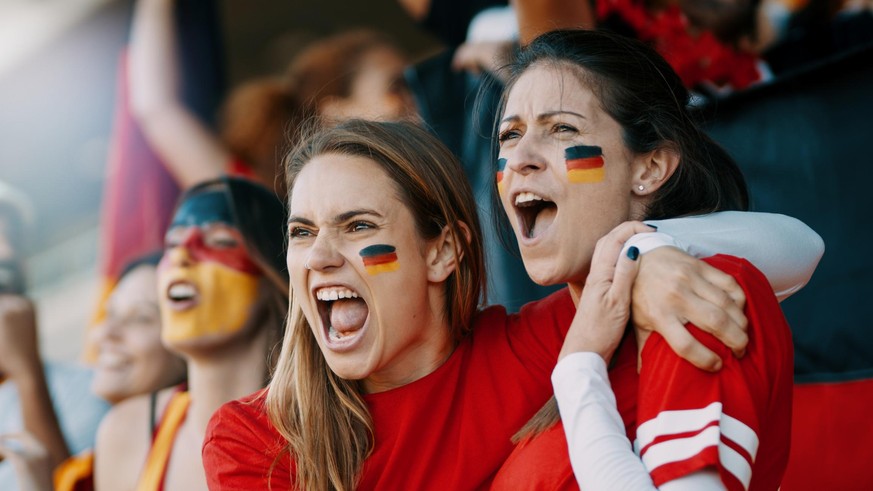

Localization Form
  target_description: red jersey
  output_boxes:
[493,255,793,490]
[202,289,575,490]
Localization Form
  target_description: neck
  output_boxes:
[183,327,272,435]
[568,281,584,306]
[362,285,455,394]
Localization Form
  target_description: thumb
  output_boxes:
[611,246,641,304]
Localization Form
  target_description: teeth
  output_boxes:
[168,283,196,300]
[316,287,359,301]
[515,192,544,206]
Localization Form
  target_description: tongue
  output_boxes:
[330,298,368,334]
[532,205,557,238]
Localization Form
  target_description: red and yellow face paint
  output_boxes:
[360,244,399,275]
[158,190,262,344]
[565,145,605,183]
[496,158,507,194]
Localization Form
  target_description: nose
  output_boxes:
[91,318,118,345]
[305,233,344,272]
[164,245,193,268]
[506,135,547,177]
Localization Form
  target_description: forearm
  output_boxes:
[129,0,181,120]
[128,0,229,187]
[637,211,824,301]
[552,353,726,490]
[15,367,70,469]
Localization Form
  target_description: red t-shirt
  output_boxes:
[492,255,793,490]
[202,289,575,490]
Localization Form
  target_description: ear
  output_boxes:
[426,222,471,283]
[631,146,680,196]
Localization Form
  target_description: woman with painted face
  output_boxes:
[201,119,817,490]
[94,177,287,491]
[490,29,806,490]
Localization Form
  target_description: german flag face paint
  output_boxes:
[360,244,399,275]
[496,158,507,194]
[565,145,605,184]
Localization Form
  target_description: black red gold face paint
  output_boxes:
[564,145,605,183]
[359,244,399,275]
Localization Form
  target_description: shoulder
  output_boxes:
[95,389,172,490]
[203,389,290,488]
[203,389,282,461]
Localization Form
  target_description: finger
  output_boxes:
[589,221,654,282]
[654,320,723,372]
[686,274,749,356]
[610,246,642,303]
[675,289,747,357]
[699,263,746,310]
[687,277,749,357]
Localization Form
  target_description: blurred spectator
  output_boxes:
[130,0,298,197]
[286,29,418,124]
[94,177,288,490]
[0,181,109,490]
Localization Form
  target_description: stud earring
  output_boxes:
[637,185,645,192]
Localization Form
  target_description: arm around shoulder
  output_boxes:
[643,211,824,301]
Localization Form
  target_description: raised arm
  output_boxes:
[0,296,69,471]
[129,0,229,188]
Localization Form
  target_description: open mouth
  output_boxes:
[315,286,369,346]
[166,280,198,311]
[514,191,557,239]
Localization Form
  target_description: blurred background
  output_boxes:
[0,0,439,362]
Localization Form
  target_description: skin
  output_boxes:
[90,265,185,404]
[96,193,275,491]
[287,153,459,393]
[499,63,743,488]
[497,64,643,296]
[159,202,261,350]
[499,64,748,368]
[320,47,417,123]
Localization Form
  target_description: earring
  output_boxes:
[637,185,645,192]
[304,261,311,270]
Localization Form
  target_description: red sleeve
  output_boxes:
[635,255,793,491]
[202,392,294,490]
[499,287,575,379]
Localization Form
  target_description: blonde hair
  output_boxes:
[267,120,486,490]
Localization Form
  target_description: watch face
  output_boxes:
[0,260,24,295]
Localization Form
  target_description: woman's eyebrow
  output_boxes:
[537,110,586,121]
[334,209,383,223]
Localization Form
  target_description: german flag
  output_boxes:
[360,244,399,275]
[496,158,507,193]
[565,145,604,183]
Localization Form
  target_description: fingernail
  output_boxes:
[712,359,723,371]
[646,224,658,231]
[737,348,746,358]
[627,246,639,261]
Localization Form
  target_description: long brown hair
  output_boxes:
[266,120,486,490]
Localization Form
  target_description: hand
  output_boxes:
[451,40,513,77]
[559,221,648,363]
[0,432,54,491]
[0,295,40,381]
[632,247,748,372]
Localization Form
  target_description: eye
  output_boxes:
[289,226,314,239]
[552,123,578,134]
[204,230,239,248]
[349,220,375,233]
[498,129,521,145]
